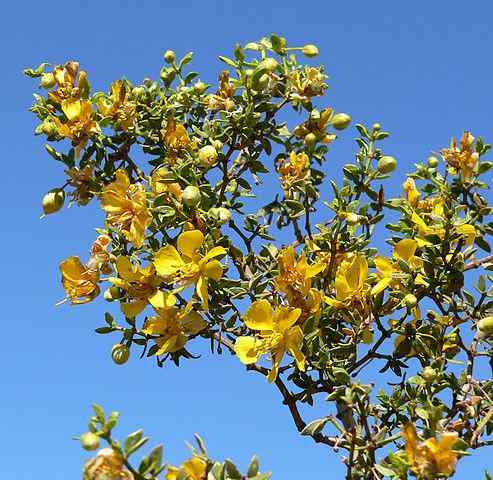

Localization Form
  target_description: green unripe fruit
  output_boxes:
[80,432,100,451]
[193,81,207,94]
[111,344,130,365]
[163,50,176,63]
[478,316,493,336]
[260,58,278,71]
[331,113,352,131]
[182,186,202,207]
[377,156,397,174]
[372,123,381,132]
[301,44,319,58]
[40,72,56,89]
[427,156,439,168]
[404,293,417,309]
[42,188,65,216]
[209,207,232,225]
[304,133,317,148]
[421,366,438,383]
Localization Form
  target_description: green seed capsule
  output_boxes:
[42,189,65,215]
[377,156,397,174]
[111,344,130,365]
[40,72,56,89]
[404,293,417,308]
[301,44,319,58]
[182,186,202,207]
[478,316,493,336]
[331,113,352,131]
[427,156,439,168]
[163,50,176,63]
[80,432,100,451]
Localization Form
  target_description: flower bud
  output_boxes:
[41,120,58,137]
[345,213,360,226]
[42,188,65,216]
[80,432,100,451]
[301,44,319,57]
[331,113,352,131]
[131,86,146,101]
[193,81,207,94]
[164,50,176,63]
[260,58,278,72]
[182,186,202,207]
[421,366,438,383]
[103,286,121,302]
[404,293,417,308]
[304,133,317,148]
[198,145,218,167]
[256,73,270,91]
[372,123,381,132]
[478,316,493,336]
[209,207,231,225]
[212,140,223,151]
[377,156,397,174]
[427,156,439,168]
[111,344,130,365]
[40,72,56,89]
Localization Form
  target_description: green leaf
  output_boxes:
[374,464,395,477]
[247,455,259,477]
[92,404,105,422]
[218,56,237,68]
[224,459,242,480]
[301,418,328,436]
[178,52,194,70]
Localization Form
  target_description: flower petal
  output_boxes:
[234,336,261,364]
[243,300,274,331]
[177,230,204,259]
[154,245,184,277]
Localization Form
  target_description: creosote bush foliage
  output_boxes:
[25,34,493,479]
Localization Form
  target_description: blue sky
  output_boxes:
[2,0,493,478]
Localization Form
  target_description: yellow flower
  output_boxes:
[372,239,424,295]
[153,230,226,310]
[206,70,236,111]
[162,118,191,160]
[108,256,175,318]
[87,234,114,274]
[411,211,445,247]
[278,152,310,190]
[66,163,95,205]
[166,455,207,480]
[275,245,323,315]
[441,131,478,182]
[142,303,207,354]
[403,177,420,207]
[150,166,182,198]
[412,212,476,247]
[100,169,152,248]
[54,99,100,156]
[234,300,305,382]
[48,61,89,105]
[325,255,369,310]
[60,256,100,304]
[289,66,327,102]
[403,424,458,478]
[83,448,134,480]
[97,80,136,131]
